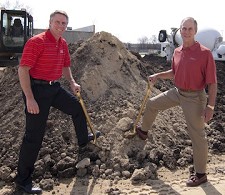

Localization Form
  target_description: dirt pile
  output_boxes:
[0,31,225,192]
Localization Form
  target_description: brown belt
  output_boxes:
[177,88,202,92]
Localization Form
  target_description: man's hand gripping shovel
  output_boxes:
[124,80,153,139]
[75,91,98,145]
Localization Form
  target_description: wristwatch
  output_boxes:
[207,105,214,110]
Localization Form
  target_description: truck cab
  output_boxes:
[0,8,33,66]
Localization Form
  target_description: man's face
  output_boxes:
[49,13,68,38]
[180,19,197,42]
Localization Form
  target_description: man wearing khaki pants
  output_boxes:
[136,17,217,187]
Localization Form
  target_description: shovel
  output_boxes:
[76,91,97,144]
[124,80,152,138]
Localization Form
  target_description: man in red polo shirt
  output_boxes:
[135,17,217,187]
[15,10,100,194]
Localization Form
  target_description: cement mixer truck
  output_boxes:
[158,27,225,62]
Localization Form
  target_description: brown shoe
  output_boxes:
[135,126,148,140]
[186,174,207,187]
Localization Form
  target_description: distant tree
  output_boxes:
[0,0,32,14]
[138,36,149,49]
[138,36,149,44]
[149,35,158,44]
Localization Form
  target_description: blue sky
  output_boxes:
[2,0,225,43]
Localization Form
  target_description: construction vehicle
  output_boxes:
[158,27,225,62]
[0,8,33,66]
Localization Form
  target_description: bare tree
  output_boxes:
[149,35,158,44]
[0,0,32,14]
[137,36,149,50]
[138,36,149,44]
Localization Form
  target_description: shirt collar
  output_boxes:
[46,29,62,43]
[178,41,199,51]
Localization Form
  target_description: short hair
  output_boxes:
[180,17,198,32]
[50,10,69,22]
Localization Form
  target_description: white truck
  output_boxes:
[158,27,225,62]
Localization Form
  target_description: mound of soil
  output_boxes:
[0,31,224,191]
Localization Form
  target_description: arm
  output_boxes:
[204,83,217,123]
[148,69,174,84]
[62,67,81,93]
[18,66,39,114]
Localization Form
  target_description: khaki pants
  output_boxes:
[142,87,208,173]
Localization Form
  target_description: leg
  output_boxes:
[15,93,51,186]
[141,88,180,132]
[52,86,89,146]
[180,90,208,174]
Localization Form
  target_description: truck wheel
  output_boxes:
[158,30,167,42]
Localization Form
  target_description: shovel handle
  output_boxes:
[124,80,153,138]
[75,91,97,144]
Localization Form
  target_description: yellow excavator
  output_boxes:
[0,8,33,66]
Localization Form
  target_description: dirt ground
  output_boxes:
[0,31,225,195]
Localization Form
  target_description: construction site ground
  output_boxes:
[0,31,225,194]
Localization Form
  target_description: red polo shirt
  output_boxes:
[20,29,71,81]
[172,42,217,90]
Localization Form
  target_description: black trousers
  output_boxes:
[15,82,88,186]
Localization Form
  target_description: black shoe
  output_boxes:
[78,144,90,155]
[16,183,42,194]
[79,131,101,155]
[88,130,101,142]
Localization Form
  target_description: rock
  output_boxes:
[76,168,88,177]
[39,178,54,191]
[92,165,100,177]
[76,158,91,169]
[0,166,11,180]
[116,117,133,132]
[122,170,131,178]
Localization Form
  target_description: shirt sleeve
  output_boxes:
[205,51,217,84]
[20,38,44,68]
[63,42,71,67]
[171,54,175,74]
